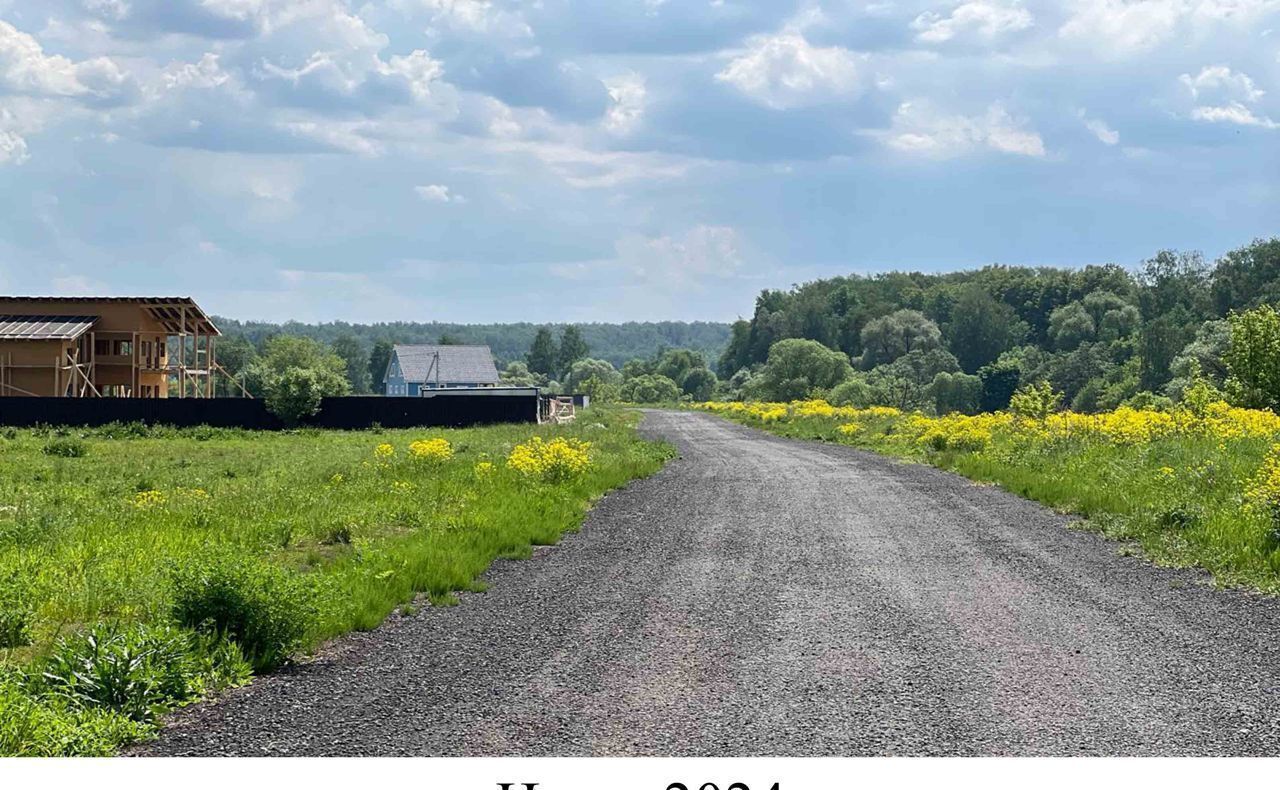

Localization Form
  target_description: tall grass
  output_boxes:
[0,408,672,755]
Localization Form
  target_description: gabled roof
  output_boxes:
[0,297,220,336]
[0,315,97,341]
[391,344,500,385]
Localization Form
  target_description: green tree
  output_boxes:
[500,361,543,388]
[526,327,559,377]
[579,375,621,404]
[564,358,620,393]
[747,339,854,402]
[246,336,350,399]
[680,368,718,401]
[621,374,681,404]
[1166,319,1231,399]
[945,287,1027,373]
[330,334,371,394]
[368,339,394,392]
[1224,305,1280,409]
[859,310,943,369]
[265,368,331,424]
[977,359,1021,412]
[556,325,589,377]
[931,371,982,415]
[1047,302,1095,351]
[654,348,707,384]
[437,333,462,345]
[1210,237,1280,314]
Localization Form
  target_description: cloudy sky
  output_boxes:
[0,1,1277,323]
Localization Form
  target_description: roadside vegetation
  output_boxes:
[697,369,1280,594]
[0,410,672,756]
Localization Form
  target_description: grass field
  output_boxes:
[697,398,1280,594]
[0,409,673,755]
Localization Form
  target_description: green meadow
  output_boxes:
[0,409,673,756]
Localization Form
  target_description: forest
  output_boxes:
[714,237,1280,414]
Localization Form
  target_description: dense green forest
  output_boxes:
[715,237,1280,413]
[214,319,732,372]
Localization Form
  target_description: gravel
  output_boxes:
[139,410,1280,756]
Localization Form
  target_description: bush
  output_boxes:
[1,669,147,757]
[1009,381,1062,420]
[42,437,87,458]
[620,374,681,404]
[40,623,206,723]
[265,368,327,425]
[170,555,318,671]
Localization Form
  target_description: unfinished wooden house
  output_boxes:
[0,297,221,398]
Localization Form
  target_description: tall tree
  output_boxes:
[331,334,371,394]
[527,327,559,377]
[557,325,589,377]
[945,287,1027,373]
[368,339,394,391]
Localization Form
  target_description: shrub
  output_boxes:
[409,437,453,463]
[40,623,205,723]
[620,374,681,404]
[170,555,318,671]
[1009,381,1062,420]
[42,437,87,458]
[507,436,592,482]
[1,669,147,757]
[264,368,327,425]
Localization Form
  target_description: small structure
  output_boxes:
[0,297,223,398]
[384,344,501,396]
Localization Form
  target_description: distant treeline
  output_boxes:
[213,319,734,372]
[717,237,1280,413]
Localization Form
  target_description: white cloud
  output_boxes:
[603,73,646,135]
[0,20,131,100]
[1180,64,1266,103]
[1058,0,1280,56]
[911,1,1034,44]
[0,129,28,165]
[716,32,862,110]
[415,183,465,202]
[882,101,1046,158]
[403,0,533,38]
[1190,102,1278,127]
[1080,112,1120,144]
[1179,65,1276,128]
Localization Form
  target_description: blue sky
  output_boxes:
[0,1,1277,323]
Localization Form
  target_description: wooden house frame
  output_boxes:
[0,297,242,398]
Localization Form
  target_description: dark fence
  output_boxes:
[0,393,539,430]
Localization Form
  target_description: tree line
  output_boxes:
[711,237,1280,413]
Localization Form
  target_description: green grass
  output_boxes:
[704,409,1280,594]
[0,408,673,755]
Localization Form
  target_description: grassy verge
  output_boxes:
[695,400,1280,593]
[0,408,673,756]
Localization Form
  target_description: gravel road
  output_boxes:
[142,409,1280,756]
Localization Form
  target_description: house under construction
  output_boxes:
[0,297,225,398]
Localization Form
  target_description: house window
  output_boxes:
[95,339,110,356]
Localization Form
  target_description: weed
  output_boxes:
[42,437,87,458]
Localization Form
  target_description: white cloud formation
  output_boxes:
[603,73,646,135]
[1079,111,1120,144]
[404,0,533,38]
[415,183,465,202]
[0,20,131,100]
[1179,64,1265,103]
[0,129,28,165]
[1058,0,1280,56]
[882,101,1046,158]
[716,32,862,109]
[911,1,1034,44]
[1180,65,1276,128]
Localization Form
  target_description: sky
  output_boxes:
[0,1,1277,324]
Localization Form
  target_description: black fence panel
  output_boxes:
[0,394,539,430]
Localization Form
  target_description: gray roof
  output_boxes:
[391,344,500,385]
[0,315,97,341]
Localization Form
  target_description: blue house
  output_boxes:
[383,344,501,396]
